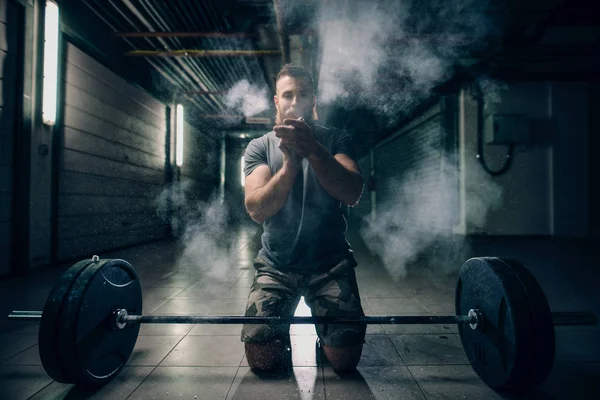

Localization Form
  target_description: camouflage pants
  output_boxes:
[240,255,367,347]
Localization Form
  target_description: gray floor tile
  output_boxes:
[323,366,426,400]
[357,284,410,299]
[142,286,187,299]
[172,282,236,299]
[357,336,405,366]
[366,324,387,335]
[0,366,52,400]
[412,292,456,306]
[128,336,183,366]
[219,284,253,299]
[0,335,37,363]
[127,366,238,400]
[389,334,469,365]
[160,336,245,367]
[152,298,247,315]
[383,323,458,335]
[139,323,195,336]
[1,344,41,366]
[0,322,40,336]
[367,298,431,314]
[227,367,325,400]
[28,366,154,400]
[141,297,171,314]
[420,303,455,314]
[409,365,505,400]
[141,279,193,289]
[188,323,244,336]
[538,363,600,400]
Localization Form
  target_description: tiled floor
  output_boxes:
[0,224,599,399]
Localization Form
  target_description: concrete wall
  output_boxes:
[458,81,589,237]
[56,43,168,262]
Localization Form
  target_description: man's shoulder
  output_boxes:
[248,131,275,146]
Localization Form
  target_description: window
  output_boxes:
[42,1,60,126]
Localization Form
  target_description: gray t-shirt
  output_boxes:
[243,124,361,273]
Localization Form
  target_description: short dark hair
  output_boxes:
[275,64,315,94]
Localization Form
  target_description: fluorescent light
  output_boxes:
[42,1,59,126]
[176,104,184,167]
[241,156,245,187]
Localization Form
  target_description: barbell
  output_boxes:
[7,255,597,392]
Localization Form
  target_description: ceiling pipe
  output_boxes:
[273,0,290,64]
[185,90,229,95]
[120,0,224,112]
[125,49,281,57]
[113,31,256,38]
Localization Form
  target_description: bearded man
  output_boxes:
[241,63,366,375]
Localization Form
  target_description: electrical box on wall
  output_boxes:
[484,114,530,145]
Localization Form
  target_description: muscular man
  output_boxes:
[241,64,366,374]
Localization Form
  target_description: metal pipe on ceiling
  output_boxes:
[105,0,215,112]
[200,1,255,90]
[162,0,230,99]
[124,50,281,57]
[273,0,291,64]
[120,0,224,112]
[113,32,256,38]
[83,0,208,113]
[139,0,228,110]
[182,0,238,89]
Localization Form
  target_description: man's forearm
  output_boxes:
[307,144,364,206]
[245,166,298,223]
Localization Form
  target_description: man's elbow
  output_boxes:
[249,212,266,224]
[343,193,362,207]
[245,201,265,224]
[343,180,364,207]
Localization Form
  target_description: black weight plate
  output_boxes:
[38,259,94,384]
[498,258,555,386]
[455,257,536,391]
[58,258,142,388]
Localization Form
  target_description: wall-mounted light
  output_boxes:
[176,104,184,167]
[42,0,60,126]
[241,156,245,187]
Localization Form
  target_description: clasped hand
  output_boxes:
[274,118,320,159]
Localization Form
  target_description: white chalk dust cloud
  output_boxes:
[358,128,504,280]
[315,0,496,120]
[225,79,270,117]
[155,181,244,284]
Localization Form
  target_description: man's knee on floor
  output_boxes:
[322,343,363,373]
[244,339,291,372]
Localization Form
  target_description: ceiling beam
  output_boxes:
[113,32,256,38]
[273,0,291,64]
[185,90,229,95]
[124,49,281,57]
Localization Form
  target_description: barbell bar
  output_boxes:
[8,309,597,327]
[6,255,598,393]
